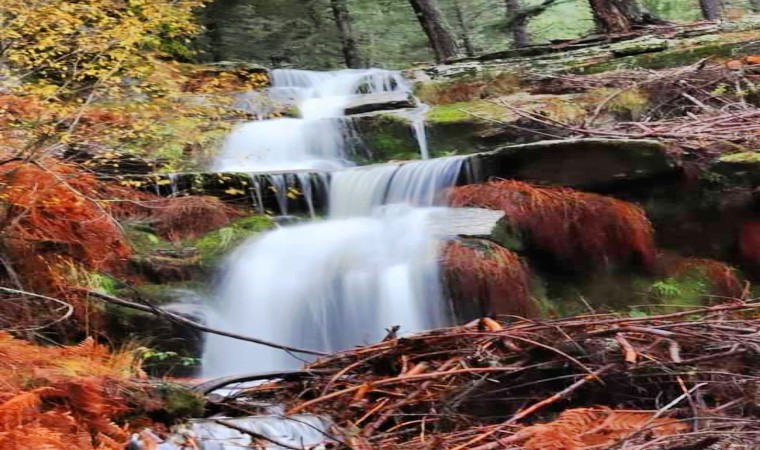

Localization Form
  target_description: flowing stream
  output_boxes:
[198,68,464,449]
[214,68,412,171]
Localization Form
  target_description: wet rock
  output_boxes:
[471,138,676,188]
[713,152,760,186]
[428,207,506,238]
[344,92,416,115]
[118,170,331,215]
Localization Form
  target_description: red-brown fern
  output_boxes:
[739,221,760,273]
[0,160,134,332]
[145,195,244,241]
[449,180,656,272]
[442,239,538,319]
[670,258,745,299]
[0,333,140,450]
[519,407,687,450]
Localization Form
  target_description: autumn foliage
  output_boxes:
[141,195,244,242]
[669,258,745,299]
[449,180,656,272]
[0,160,135,331]
[514,407,686,450]
[443,239,537,319]
[0,332,140,449]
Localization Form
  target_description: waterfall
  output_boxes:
[203,69,460,378]
[329,157,464,218]
[214,69,411,172]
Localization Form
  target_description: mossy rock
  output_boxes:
[472,138,676,189]
[712,152,760,186]
[194,215,275,265]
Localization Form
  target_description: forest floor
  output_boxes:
[2,15,760,450]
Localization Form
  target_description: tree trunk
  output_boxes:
[699,0,722,20]
[451,0,475,57]
[408,0,460,63]
[588,0,647,34]
[330,0,362,68]
[505,0,530,48]
[751,0,760,13]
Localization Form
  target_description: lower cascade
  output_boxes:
[203,68,465,377]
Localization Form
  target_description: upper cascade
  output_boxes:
[213,68,412,172]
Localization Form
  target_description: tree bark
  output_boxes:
[588,0,648,34]
[451,0,475,57]
[330,0,363,68]
[408,0,461,63]
[505,0,529,48]
[751,0,760,13]
[699,0,722,20]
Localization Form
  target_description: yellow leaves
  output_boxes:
[0,0,208,93]
[224,188,246,196]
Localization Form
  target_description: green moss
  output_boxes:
[194,215,274,264]
[157,384,206,419]
[427,101,503,124]
[580,33,760,74]
[426,104,472,123]
[125,226,174,255]
[649,274,710,308]
[719,152,760,163]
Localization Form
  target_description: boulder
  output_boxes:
[470,138,677,188]
[344,92,416,116]
[428,207,506,238]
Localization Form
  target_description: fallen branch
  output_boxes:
[86,290,329,357]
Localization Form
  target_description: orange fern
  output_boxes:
[449,180,655,272]
[518,408,687,450]
[442,239,537,319]
[669,258,744,300]
[0,333,140,449]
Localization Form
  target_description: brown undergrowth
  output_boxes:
[442,239,538,319]
[449,180,656,272]
[0,160,133,333]
[0,332,142,449]
[138,195,244,242]
[220,302,760,450]
[669,258,746,299]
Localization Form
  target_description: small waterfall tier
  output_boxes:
[203,68,459,379]
[213,69,412,172]
[203,158,465,377]
[330,156,465,218]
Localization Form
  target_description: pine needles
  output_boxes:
[449,180,656,272]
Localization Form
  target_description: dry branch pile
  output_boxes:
[217,302,760,450]
[517,60,760,155]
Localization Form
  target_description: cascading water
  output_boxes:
[203,68,463,378]
[213,68,411,172]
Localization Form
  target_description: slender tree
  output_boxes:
[330,0,362,68]
[699,0,722,20]
[587,0,653,34]
[408,0,460,63]
[505,0,529,48]
[451,0,476,57]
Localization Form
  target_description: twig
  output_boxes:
[213,418,305,450]
[86,290,328,357]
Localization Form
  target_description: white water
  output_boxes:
[203,206,446,375]
[203,68,460,378]
[154,414,330,450]
[330,157,465,218]
[214,69,411,172]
